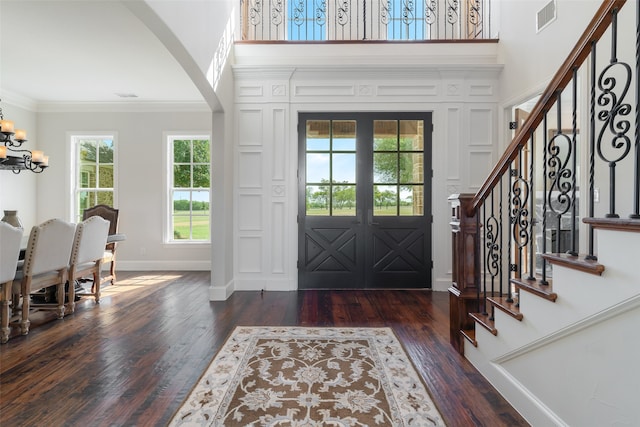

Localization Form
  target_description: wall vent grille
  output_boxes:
[536,0,557,33]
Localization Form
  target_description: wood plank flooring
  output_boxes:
[0,271,529,426]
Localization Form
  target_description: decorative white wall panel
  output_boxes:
[272,108,287,180]
[271,201,285,274]
[238,195,262,230]
[238,109,264,146]
[469,150,495,190]
[238,237,262,273]
[294,85,355,97]
[469,108,494,146]
[238,152,263,188]
[238,85,264,97]
[446,106,462,180]
[377,84,438,96]
[469,84,494,96]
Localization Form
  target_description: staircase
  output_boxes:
[448,1,640,425]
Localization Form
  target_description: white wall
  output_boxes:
[0,102,39,231]
[34,109,212,270]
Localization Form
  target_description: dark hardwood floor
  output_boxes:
[0,271,529,426]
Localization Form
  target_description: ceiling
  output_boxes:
[0,0,205,108]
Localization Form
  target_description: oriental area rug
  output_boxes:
[169,326,446,426]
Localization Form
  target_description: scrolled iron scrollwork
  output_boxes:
[271,0,284,26]
[446,0,459,25]
[425,0,437,25]
[546,133,574,217]
[485,214,501,278]
[292,0,306,26]
[596,61,632,166]
[511,177,530,249]
[336,0,350,27]
[402,0,416,26]
[314,0,327,27]
[380,0,391,25]
[248,0,262,26]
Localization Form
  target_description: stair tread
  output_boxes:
[469,312,497,335]
[460,329,477,347]
[542,253,605,276]
[488,296,523,320]
[511,277,558,302]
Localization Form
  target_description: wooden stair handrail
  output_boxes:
[469,0,627,217]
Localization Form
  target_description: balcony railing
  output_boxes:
[240,0,493,42]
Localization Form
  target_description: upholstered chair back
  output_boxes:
[71,216,109,266]
[23,219,76,276]
[0,222,23,284]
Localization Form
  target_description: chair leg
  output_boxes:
[93,271,101,303]
[1,281,11,344]
[20,281,31,335]
[55,280,65,319]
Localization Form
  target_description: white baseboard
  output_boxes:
[210,279,234,301]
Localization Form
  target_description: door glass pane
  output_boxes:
[374,153,397,183]
[333,153,355,183]
[306,185,329,215]
[332,185,356,215]
[399,120,423,150]
[374,120,398,150]
[306,153,330,183]
[306,120,330,150]
[400,185,424,216]
[374,185,398,216]
[399,153,424,184]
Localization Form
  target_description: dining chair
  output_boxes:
[12,218,76,335]
[82,204,119,287]
[0,222,23,343]
[66,215,110,313]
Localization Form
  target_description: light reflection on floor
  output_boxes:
[82,274,183,297]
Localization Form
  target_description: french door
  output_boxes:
[298,112,433,289]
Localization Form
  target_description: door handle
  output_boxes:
[352,209,362,224]
[368,209,379,226]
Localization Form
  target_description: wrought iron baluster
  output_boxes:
[569,68,578,256]
[527,131,536,280]
[541,112,549,284]
[499,176,505,300]
[446,0,460,39]
[596,7,632,218]
[486,189,500,319]
[511,150,530,282]
[425,0,438,39]
[588,41,597,259]
[547,91,573,253]
[633,1,640,219]
[482,201,488,315]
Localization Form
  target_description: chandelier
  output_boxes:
[0,100,48,173]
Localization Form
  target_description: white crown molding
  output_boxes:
[0,89,39,112]
[36,100,211,113]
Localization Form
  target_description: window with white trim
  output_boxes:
[167,135,211,242]
[71,135,116,222]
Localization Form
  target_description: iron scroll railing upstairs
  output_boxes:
[448,0,640,353]
[240,0,492,41]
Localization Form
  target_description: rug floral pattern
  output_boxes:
[169,327,445,426]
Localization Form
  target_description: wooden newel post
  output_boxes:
[448,194,480,354]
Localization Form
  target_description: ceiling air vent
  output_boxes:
[536,0,556,33]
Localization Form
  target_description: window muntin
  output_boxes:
[305,120,357,216]
[373,119,424,216]
[168,136,211,242]
[73,136,115,222]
